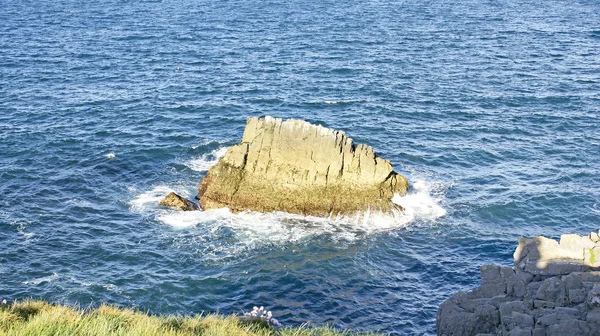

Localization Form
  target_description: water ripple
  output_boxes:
[1,0,599,334]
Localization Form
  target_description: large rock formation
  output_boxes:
[197,116,409,218]
[437,232,600,336]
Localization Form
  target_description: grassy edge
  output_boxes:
[0,300,381,336]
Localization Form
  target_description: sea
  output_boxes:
[1,0,599,334]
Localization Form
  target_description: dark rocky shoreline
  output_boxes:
[437,233,600,336]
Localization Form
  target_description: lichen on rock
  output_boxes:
[197,116,409,218]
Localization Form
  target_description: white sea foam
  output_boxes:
[129,185,198,213]
[105,153,115,159]
[391,179,447,224]
[67,275,118,292]
[147,179,443,234]
[103,284,117,291]
[129,185,175,213]
[22,272,59,285]
[131,177,446,258]
[19,231,35,241]
[10,220,37,244]
[186,147,228,172]
[191,139,218,149]
[324,99,358,104]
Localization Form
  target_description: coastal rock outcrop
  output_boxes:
[197,116,409,218]
[437,232,600,336]
[159,192,199,211]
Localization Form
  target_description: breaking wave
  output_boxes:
[185,147,228,172]
[392,179,447,223]
[129,177,446,258]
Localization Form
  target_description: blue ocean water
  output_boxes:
[1,0,599,334]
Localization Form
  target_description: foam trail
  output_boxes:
[22,272,59,285]
[186,147,228,172]
[323,100,357,105]
[131,177,446,259]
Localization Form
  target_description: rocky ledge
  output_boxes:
[197,116,409,218]
[437,232,600,336]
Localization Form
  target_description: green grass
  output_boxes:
[0,300,378,336]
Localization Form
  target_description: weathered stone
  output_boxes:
[197,117,409,218]
[509,327,533,336]
[534,300,555,309]
[481,265,502,284]
[568,289,587,304]
[537,313,558,326]
[532,308,554,319]
[554,307,582,321]
[589,232,599,243]
[437,299,496,336]
[586,283,600,309]
[502,316,513,331]
[536,278,567,305]
[159,192,199,211]
[508,272,534,298]
[477,304,501,331]
[482,295,516,309]
[460,298,495,312]
[532,327,545,336]
[576,271,600,282]
[585,310,600,324]
[583,282,597,292]
[563,273,585,292]
[513,236,597,275]
[500,301,528,326]
[560,234,596,253]
[511,312,534,329]
[501,267,517,279]
[523,298,534,311]
[526,282,543,299]
[475,282,507,298]
[546,320,593,336]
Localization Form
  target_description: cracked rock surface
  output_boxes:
[437,232,600,336]
[197,116,408,217]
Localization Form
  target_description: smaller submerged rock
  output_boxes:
[159,192,198,211]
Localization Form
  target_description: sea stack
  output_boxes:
[197,116,409,218]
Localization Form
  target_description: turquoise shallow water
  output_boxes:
[1,0,599,334]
